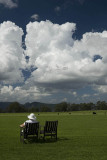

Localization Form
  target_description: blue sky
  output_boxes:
[0,0,107,104]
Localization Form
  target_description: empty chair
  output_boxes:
[40,121,58,140]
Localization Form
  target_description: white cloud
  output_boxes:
[0,0,18,8]
[82,94,90,98]
[0,85,50,103]
[94,85,107,93]
[25,20,75,66]
[31,14,39,21]
[72,92,77,97]
[0,21,26,84]
[25,20,107,93]
[1,20,107,103]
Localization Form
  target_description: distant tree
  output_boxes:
[96,101,101,110]
[28,106,39,112]
[96,101,107,110]
[67,103,71,111]
[55,102,68,112]
[80,103,93,111]
[71,103,80,111]
[0,108,2,113]
[7,102,26,113]
[40,106,51,112]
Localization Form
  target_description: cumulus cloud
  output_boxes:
[0,85,50,103]
[25,20,107,94]
[94,85,107,93]
[31,14,39,21]
[0,21,25,84]
[1,20,107,103]
[25,20,75,66]
[0,0,18,8]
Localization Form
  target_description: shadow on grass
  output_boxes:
[23,136,69,144]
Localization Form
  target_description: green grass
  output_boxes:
[0,111,107,160]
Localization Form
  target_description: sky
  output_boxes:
[0,0,107,104]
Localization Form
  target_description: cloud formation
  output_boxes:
[31,14,39,21]
[25,20,107,93]
[0,85,50,103]
[0,21,25,84]
[0,0,18,8]
[1,20,107,103]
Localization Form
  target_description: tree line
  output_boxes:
[0,101,107,113]
[54,101,107,112]
[0,102,52,113]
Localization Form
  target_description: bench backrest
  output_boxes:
[25,122,39,135]
[44,121,58,132]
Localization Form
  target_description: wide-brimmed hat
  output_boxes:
[27,113,36,120]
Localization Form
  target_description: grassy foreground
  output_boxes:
[0,111,107,160]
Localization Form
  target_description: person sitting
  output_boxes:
[20,113,37,128]
[20,113,39,141]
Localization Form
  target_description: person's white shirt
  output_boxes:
[24,119,37,125]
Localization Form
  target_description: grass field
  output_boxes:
[0,111,107,160]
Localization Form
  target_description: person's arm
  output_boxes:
[20,123,25,128]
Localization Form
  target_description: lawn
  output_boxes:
[0,111,107,160]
